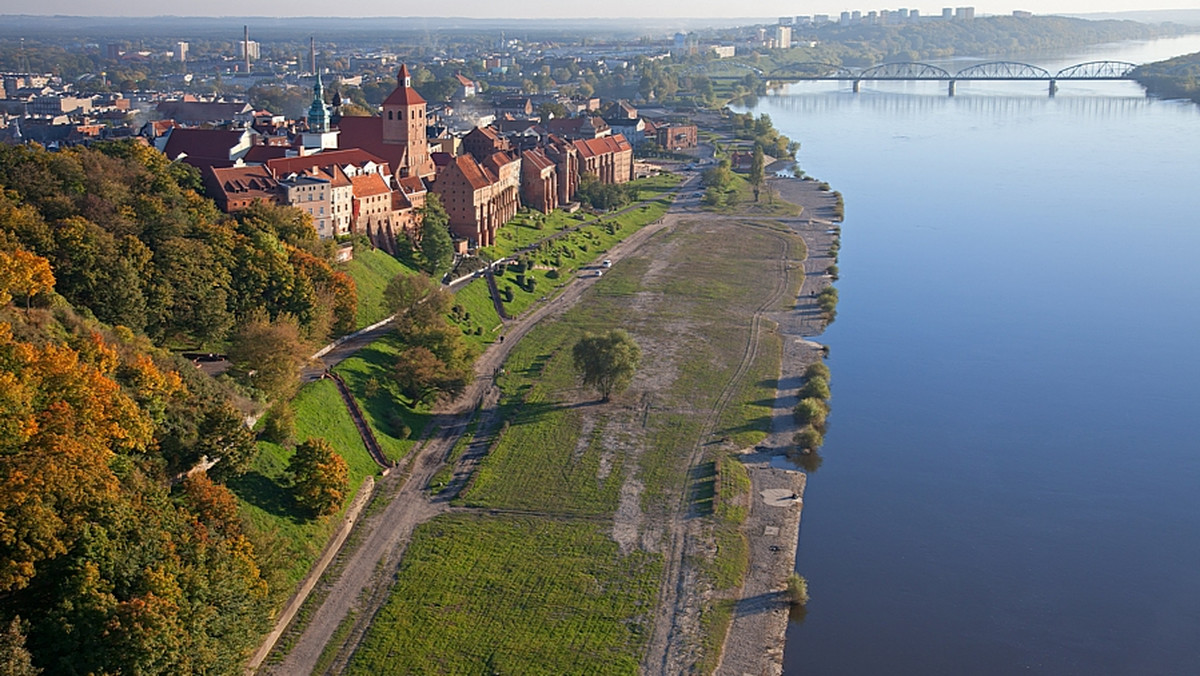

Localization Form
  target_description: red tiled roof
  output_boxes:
[351,173,390,198]
[396,175,426,195]
[453,154,494,191]
[162,127,248,166]
[383,64,427,106]
[331,116,410,172]
[265,148,388,178]
[243,144,291,164]
[204,165,281,205]
[522,148,554,172]
[573,133,632,158]
[455,73,475,86]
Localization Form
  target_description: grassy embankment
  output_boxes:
[340,245,415,329]
[228,379,381,606]
[345,215,806,673]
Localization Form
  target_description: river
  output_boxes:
[735,34,1200,675]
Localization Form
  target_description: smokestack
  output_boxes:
[244,25,250,74]
[311,36,316,76]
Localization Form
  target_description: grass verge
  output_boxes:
[345,514,662,676]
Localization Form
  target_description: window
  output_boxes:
[388,111,393,120]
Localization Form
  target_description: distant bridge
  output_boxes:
[765,60,1139,96]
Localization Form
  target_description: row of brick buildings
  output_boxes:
[170,65,637,251]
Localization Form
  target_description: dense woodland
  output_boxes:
[1132,51,1200,103]
[0,140,367,674]
[800,16,1194,65]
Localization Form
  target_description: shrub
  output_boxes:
[794,426,824,453]
[798,376,830,401]
[804,362,830,382]
[388,411,411,439]
[786,573,810,605]
[793,397,829,429]
[259,401,296,445]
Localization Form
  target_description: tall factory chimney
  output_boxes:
[310,36,316,76]
[244,25,250,73]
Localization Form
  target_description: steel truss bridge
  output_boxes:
[766,60,1138,96]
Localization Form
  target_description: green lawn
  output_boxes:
[345,514,662,676]
[340,245,416,329]
[230,379,379,604]
[331,332,433,464]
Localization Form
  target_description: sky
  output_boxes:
[1,1,1199,19]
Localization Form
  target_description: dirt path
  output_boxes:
[260,177,697,675]
[645,217,798,674]
[714,177,841,676]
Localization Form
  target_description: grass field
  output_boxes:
[230,379,379,604]
[331,332,433,464]
[340,245,415,329]
[345,514,662,676]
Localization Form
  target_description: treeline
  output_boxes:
[0,140,368,674]
[1132,51,1200,104]
[0,141,357,350]
[803,16,1195,65]
[0,279,271,674]
[729,112,799,159]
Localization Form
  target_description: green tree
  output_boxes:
[198,402,257,481]
[418,193,454,276]
[749,145,765,202]
[227,312,308,401]
[383,272,452,333]
[572,329,641,402]
[288,437,349,517]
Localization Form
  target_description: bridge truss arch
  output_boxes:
[858,62,951,80]
[1055,61,1138,80]
[954,61,1051,80]
[770,62,855,79]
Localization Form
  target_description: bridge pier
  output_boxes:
[948,80,956,97]
[1049,79,1058,97]
[852,80,860,93]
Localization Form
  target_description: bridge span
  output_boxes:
[766,60,1138,96]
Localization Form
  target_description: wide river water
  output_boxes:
[736,34,1200,675]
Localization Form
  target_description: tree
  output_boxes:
[197,402,257,481]
[227,312,308,401]
[288,437,349,517]
[749,145,765,202]
[0,618,39,676]
[393,345,444,404]
[572,329,641,402]
[383,273,451,333]
[417,193,454,276]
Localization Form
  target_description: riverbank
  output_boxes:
[716,175,841,676]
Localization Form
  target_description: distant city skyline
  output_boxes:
[3,1,1199,20]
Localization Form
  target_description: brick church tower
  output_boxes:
[381,64,434,178]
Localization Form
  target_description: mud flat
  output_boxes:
[716,175,841,675]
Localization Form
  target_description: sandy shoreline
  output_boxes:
[715,176,841,675]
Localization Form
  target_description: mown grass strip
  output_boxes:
[345,514,662,676]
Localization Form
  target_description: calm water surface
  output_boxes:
[738,35,1200,675]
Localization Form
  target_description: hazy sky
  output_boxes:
[1,1,1197,18]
